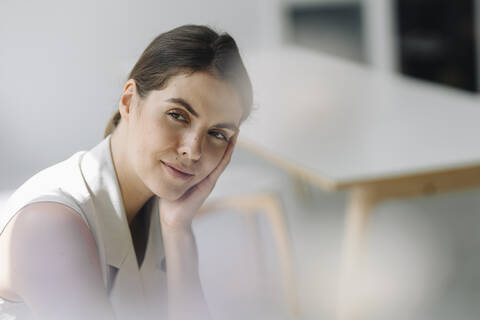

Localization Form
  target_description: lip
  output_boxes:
[161,161,194,179]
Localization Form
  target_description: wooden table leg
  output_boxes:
[336,186,379,320]
[333,166,480,319]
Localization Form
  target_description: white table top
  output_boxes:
[239,45,480,190]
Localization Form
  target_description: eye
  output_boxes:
[167,111,187,122]
[209,131,229,142]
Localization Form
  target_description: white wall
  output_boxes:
[0,0,284,189]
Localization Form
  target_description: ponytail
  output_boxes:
[103,110,121,138]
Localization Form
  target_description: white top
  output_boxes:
[0,135,168,320]
[240,45,480,189]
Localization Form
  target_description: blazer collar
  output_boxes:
[79,134,130,268]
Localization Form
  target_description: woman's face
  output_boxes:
[125,71,243,201]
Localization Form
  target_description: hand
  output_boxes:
[158,133,238,230]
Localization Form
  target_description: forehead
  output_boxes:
[145,71,243,125]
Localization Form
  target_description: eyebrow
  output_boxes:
[214,122,239,133]
[166,97,239,133]
[166,97,199,117]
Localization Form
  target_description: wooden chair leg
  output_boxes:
[260,193,300,318]
[199,193,300,317]
[244,210,267,293]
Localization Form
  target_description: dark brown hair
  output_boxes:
[104,24,253,138]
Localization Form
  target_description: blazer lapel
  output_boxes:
[139,197,168,319]
[109,249,149,320]
[79,135,129,268]
[79,134,149,319]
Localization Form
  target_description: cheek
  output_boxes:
[144,118,180,159]
[129,124,169,180]
[199,144,227,176]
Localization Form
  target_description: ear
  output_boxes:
[118,79,138,122]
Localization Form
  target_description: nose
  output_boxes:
[178,131,202,162]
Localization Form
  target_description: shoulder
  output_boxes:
[2,150,88,225]
[9,202,100,289]
[5,203,115,319]
[11,202,90,246]
[11,201,94,255]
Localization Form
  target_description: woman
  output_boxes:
[0,24,253,320]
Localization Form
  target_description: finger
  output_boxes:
[189,134,238,196]
[207,133,238,182]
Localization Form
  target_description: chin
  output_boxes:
[151,183,189,201]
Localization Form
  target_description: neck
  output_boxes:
[110,125,154,225]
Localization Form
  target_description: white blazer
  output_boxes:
[0,134,168,320]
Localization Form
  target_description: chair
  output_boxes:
[198,164,300,317]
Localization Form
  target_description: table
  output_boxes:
[238,45,480,319]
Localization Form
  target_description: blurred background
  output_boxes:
[2,0,480,319]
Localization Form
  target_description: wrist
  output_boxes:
[160,215,194,234]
